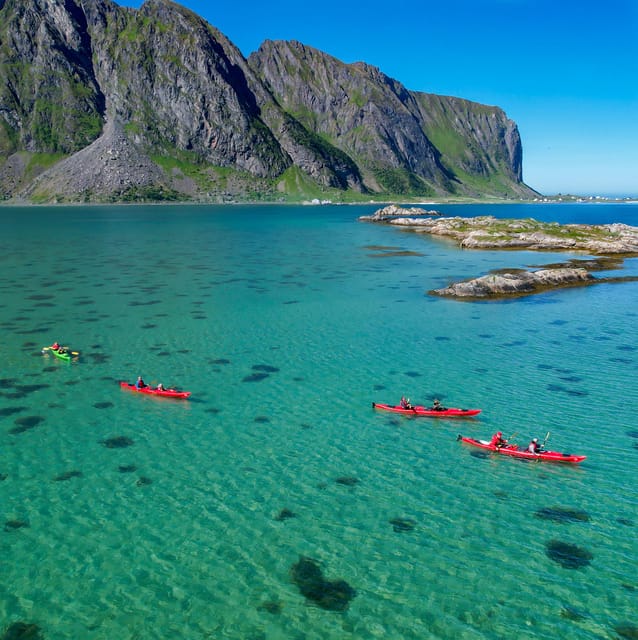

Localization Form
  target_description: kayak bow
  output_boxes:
[457,435,586,464]
[373,402,481,418]
[119,381,191,399]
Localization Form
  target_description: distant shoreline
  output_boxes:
[1,195,637,207]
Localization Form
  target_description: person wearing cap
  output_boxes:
[527,437,543,454]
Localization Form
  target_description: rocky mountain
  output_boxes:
[0,0,538,203]
[250,40,530,198]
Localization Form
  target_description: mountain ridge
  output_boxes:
[0,0,538,203]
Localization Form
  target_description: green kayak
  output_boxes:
[43,346,77,361]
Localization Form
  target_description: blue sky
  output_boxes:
[119,0,637,196]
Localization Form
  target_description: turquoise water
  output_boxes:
[1,203,637,639]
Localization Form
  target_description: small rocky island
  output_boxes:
[360,206,638,299]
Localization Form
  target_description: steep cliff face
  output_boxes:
[250,40,532,198]
[249,41,451,195]
[0,0,536,202]
[88,0,364,191]
[413,93,524,185]
[84,0,289,178]
[0,0,105,156]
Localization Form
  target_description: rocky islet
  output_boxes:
[361,206,638,299]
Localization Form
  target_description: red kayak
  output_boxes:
[120,381,191,399]
[372,402,481,418]
[457,435,586,464]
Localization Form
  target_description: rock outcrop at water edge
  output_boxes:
[361,208,638,299]
[361,212,638,255]
[359,204,442,221]
[431,268,594,299]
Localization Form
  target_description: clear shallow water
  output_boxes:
[0,203,637,639]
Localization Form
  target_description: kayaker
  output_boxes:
[400,396,413,409]
[490,431,508,448]
[157,383,165,391]
[431,399,446,411]
[52,341,60,351]
[135,376,146,389]
[527,438,543,454]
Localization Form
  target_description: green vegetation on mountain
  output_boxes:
[0,0,538,203]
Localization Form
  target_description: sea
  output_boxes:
[0,202,637,640]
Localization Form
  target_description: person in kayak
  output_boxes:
[490,431,509,448]
[400,396,413,409]
[156,383,165,391]
[135,376,146,389]
[527,438,544,454]
[431,399,447,411]
[52,341,60,351]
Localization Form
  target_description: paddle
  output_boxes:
[541,431,551,450]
